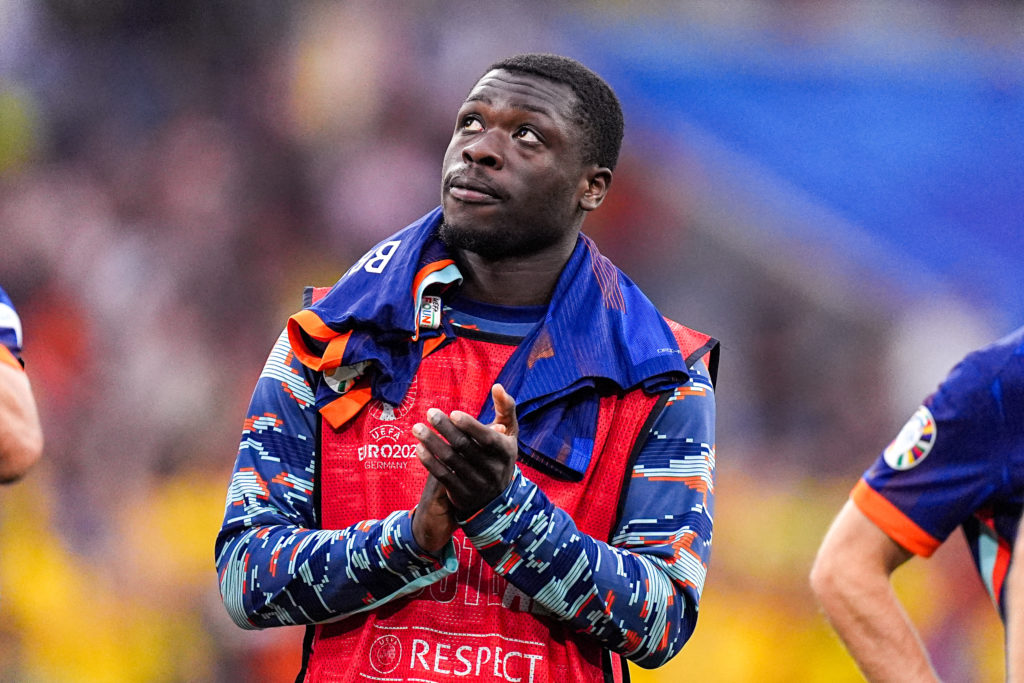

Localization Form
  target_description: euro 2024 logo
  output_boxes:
[883,405,937,471]
[369,377,418,422]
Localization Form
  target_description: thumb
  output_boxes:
[490,383,518,438]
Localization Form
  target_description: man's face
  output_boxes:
[439,69,591,260]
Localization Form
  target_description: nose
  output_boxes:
[462,130,504,169]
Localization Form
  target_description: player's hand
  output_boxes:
[411,474,458,555]
[412,383,519,516]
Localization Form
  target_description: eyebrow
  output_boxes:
[464,94,554,117]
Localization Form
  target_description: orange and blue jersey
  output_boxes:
[853,325,1024,618]
[215,297,716,669]
[0,286,24,369]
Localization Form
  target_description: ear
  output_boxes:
[578,167,613,212]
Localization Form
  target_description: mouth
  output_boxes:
[445,173,504,204]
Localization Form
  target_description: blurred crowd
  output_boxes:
[0,1,1013,680]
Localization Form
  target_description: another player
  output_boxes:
[0,285,43,482]
[811,326,1024,680]
[1009,510,1024,682]
[216,54,718,681]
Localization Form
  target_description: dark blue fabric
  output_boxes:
[306,208,690,477]
[446,294,547,338]
[0,285,23,363]
[860,325,1024,618]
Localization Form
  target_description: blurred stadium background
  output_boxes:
[0,1,1020,680]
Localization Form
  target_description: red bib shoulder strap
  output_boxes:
[664,317,720,387]
[304,285,332,307]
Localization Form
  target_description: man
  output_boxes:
[811,326,1024,681]
[216,54,717,682]
[0,285,42,483]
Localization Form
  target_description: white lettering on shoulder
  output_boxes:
[364,240,401,274]
[342,239,403,280]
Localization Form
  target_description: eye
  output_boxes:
[514,127,540,143]
[461,116,483,132]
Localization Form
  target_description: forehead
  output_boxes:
[462,69,578,121]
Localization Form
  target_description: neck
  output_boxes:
[454,235,579,306]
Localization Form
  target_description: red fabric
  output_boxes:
[300,286,712,681]
[306,336,658,682]
[610,651,625,683]
[663,317,715,379]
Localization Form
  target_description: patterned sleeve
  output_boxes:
[852,347,1009,557]
[0,286,24,369]
[460,360,715,668]
[215,330,457,629]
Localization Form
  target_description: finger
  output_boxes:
[491,383,518,438]
[413,438,456,482]
[413,434,478,509]
[412,424,458,475]
[427,408,485,458]
[413,419,483,497]
[447,409,511,455]
[412,421,450,454]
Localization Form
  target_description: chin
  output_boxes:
[439,218,560,261]
[438,219,508,260]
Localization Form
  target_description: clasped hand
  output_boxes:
[410,384,518,554]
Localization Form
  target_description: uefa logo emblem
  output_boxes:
[369,377,418,422]
[369,635,402,674]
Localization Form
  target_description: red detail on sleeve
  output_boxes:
[270,547,281,577]
[658,623,671,651]
[669,531,704,570]
[851,479,941,557]
[979,511,1013,605]
[497,551,521,575]
[603,590,616,616]
[235,469,270,504]
[993,536,1012,606]
[243,413,282,432]
[271,473,312,495]
[666,385,707,405]
[281,381,309,407]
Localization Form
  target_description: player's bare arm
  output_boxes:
[0,361,43,483]
[811,500,939,682]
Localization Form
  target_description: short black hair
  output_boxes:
[483,53,624,170]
